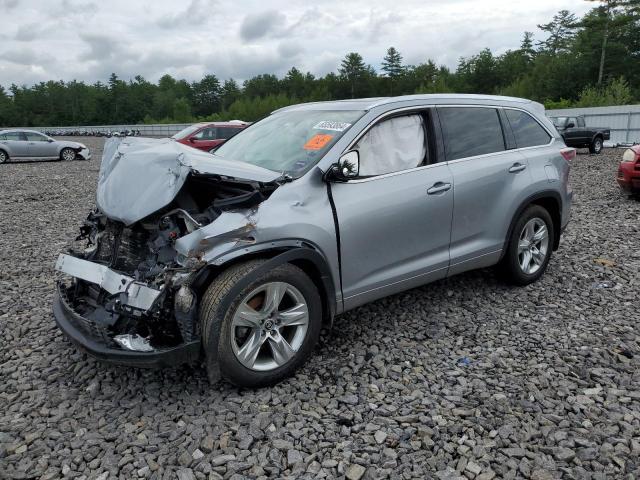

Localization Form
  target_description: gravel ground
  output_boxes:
[1,138,639,480]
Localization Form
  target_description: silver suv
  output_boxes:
[54,94,573,387]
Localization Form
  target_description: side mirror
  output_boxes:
[336,150,359,179]
[47,138,54,142]
[189,137,197,143]
[566,122,575,129]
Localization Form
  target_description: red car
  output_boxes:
[172,121,248,152]
[617,146,640,195]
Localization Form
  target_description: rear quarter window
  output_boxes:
[438,107,505,161]
[505,110,551,148]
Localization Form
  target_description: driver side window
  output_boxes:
[355,114,426,176]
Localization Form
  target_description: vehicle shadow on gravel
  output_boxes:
[53,266,509,397]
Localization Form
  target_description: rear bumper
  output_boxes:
[53,283,201,368]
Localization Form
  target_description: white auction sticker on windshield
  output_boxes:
[313,121,352,132]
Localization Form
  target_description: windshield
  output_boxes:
[172,125,202,140]
[213,109,365,175]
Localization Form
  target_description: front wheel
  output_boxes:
[199,260,322,387]
[589,137,603,154]
[500,205,554,286]
[0,150,8,164]
[60,147,76,161]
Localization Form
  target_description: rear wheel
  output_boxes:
[589,136,603,154]
[200,260,322,387]
[60,147,76,161]
[500,205,554,285]
[0,149,8,164]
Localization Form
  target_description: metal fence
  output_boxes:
[26,123,193,137]
[546,104,640,145]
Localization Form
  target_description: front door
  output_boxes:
[189,127,218,151]
[26,132,57,157]
[329,111,453,310]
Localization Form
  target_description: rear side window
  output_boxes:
[438,107,505,161]
[505,110,551,148]
[217,128,241,140]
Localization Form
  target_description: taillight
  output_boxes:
[560,147,576,162]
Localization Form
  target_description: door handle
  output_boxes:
[509,163,527,173]
[427,182,452,195]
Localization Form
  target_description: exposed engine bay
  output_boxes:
[57,172,279,352]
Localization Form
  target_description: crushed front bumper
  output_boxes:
[53,283,201,367]
[78,148,91,160]
[54,253,201,367]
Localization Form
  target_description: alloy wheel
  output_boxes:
[0,151,6,163]
[594,139,602,153]
[62,149,75,161]
[230,281,309,371]
[517,218,549,275]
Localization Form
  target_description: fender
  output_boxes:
[590,132,603,143]
[192,240,337,322]
[500,190,563,261]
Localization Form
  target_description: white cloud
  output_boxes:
[0,0,594,87]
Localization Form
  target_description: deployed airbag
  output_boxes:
[356,114,426,176]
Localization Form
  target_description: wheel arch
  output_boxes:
[191,242,337,327]
[0,148,9,161]
[500,191,563,261]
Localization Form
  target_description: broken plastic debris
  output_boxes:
[593,258,616,267]
[592,281,615,289]
[457,357,472,366]
[113,334,154,352]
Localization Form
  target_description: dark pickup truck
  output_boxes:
[549,115,611,154]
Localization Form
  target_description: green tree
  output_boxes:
[172,97,192,122]
[339,52,368,98]
[381,47,404,94]
[192,74,221,116]
[537,10,579,54]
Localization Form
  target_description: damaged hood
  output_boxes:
[97,137,281,225]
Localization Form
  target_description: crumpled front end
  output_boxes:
[54,209,205,365]
[53,137,281,366]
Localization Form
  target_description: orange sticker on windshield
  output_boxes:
[303,134,333,150]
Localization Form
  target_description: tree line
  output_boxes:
[1,1,639,127]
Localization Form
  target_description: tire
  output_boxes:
[500,205,554,286]
[199,259,322,387]
[589,136,603,154]
[0,149,8,164]
[60,147,76,161]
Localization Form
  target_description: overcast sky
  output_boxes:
[0,0,592,87]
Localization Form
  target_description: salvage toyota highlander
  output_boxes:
[53,94,573,387]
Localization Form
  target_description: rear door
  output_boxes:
[438,106,532,275]
[2,131,30,157]
[330,109,454,310]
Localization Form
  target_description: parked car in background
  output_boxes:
[54,94,572,388]
[171,121,248,152]
[0,129,91,163]
[549,115,610,154]
[617,146,640,195]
